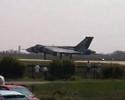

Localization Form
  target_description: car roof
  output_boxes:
[0,90,24,96]
[0,84,25,88]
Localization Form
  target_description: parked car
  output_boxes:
[0,90,27,100]
[0,84,39,100]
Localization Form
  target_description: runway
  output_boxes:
[74,60,125,65]
[18,59,125,65]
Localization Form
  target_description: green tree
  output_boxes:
[48,60,75,80]
[0,57,26,79]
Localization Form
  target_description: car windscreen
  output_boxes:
[10,87,33,97]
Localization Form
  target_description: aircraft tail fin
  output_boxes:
[75,36,93,51]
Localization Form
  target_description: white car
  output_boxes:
[0,90,28,100]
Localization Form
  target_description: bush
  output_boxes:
[48,60,75,80]
[101,64,124,79]
[0,57,26,79]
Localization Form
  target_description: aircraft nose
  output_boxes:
[26,47,32,52]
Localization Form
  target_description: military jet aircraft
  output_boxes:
[26,36,95,59]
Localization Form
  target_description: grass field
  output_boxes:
[27,80,125,100]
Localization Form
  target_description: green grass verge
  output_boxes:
[27,80,125,100]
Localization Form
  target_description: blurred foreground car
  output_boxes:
[0,90,27,100]
[0,85,39,100]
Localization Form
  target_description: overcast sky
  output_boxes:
[0,0,125,53]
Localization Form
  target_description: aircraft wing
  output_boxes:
[45,46,80,54]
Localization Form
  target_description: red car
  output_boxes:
[0,84,39,100]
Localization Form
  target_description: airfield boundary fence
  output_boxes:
[24,60,125,79]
